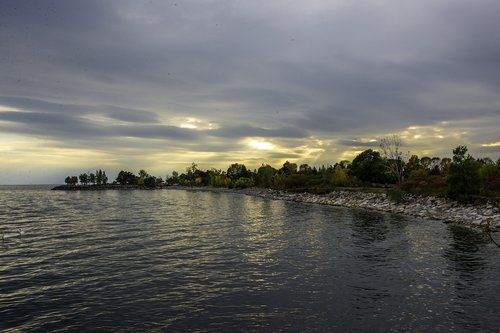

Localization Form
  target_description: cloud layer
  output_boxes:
[0,0,499,183]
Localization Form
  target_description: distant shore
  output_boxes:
[52,184,499,231]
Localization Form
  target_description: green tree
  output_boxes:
[420,156,432,171]
[102,171,108,185]
[256,164,276,187]
[226,163,250,180]
[116,170,137,185]
[79,173,89,185]
[447,146,480,202]
[234,177,255,188]
[298,164,312,174]
[167,171,179,185]
[406,155,422,176]
[332,165,349,186]
[89,172,96,185]
[96,170,103,185]
[349,149,388,184]
[144,176,157,187]
[64,175,78,186]
[479,163,500,196]
[281,161,298,175]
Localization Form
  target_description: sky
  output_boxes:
[1,0,499,184]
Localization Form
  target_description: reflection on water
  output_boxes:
[0,186,499,332]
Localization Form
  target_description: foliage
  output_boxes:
[64,176,78,186]
[116,170,138,185]
[447,146,481,202]
[233,177,254,188]
[283,174,309,189]
[79,173,89,185]
[95,169,107,185]
[62,144,499,203]
[400,174,447,196]
[331,165,349,186]
[479,163,500,196]
[226,163,251,180]
[387,187,407,203]
[349,149,388,184]
[281,161,298,175]
[256,164,276,187]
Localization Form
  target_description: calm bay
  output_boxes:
[1,186,498,332]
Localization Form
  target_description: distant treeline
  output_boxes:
[64,142,500,203]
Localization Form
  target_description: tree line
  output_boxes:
[65,169,108,186]
[63,139,500,203]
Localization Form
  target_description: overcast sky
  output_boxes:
[1,0,499,184]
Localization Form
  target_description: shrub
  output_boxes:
[388,187,407,203]
[234,177,255,188]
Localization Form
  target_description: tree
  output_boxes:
[65,175,78,186]
[89,172,96,185]
[256,164,276,187]
[79,173,89,185]
[234,177,254,188]
[102,171,108,185]
[167,171,179,185]
[379,135,408,184]
[349,149,388,184]
[95,169,108,185]
[226,163,250,180]
[115,170,137,185]
[96,170,103,185]
[299,164,312,174]
[420,156,432,171]
[144,176,157,187]
[138,169,149,179]
[332,165,349,186]
[430,157,441,175]
[406,155,422,175]
[281,161,297,175]
[447,146,481,202]
[440,157,451,176]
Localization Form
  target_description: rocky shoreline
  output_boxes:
[251,188,499,231]
[52,184,499,231]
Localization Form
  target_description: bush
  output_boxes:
[283,174,309,189]
[388,187,407,203]
[234,177,255,188]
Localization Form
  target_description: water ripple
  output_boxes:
[0,186,498,332]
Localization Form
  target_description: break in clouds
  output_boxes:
[0,0,499,183]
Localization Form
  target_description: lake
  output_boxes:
[1,186,499,332]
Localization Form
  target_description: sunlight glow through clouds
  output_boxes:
[248,139,275,151]
[482,142,500,147]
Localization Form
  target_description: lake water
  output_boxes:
[0,186,499,332]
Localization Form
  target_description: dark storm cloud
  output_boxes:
[337,140,380,148]
[0,111,102,138]
[111,124,199,140]
[104,106,160,123]
[0,111,198,142]
[0,96,93,114]
[1,0,499,173]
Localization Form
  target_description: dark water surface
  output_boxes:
[0,186,498,332]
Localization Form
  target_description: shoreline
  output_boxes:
[52,184,499,231]
[170,186,500,231]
